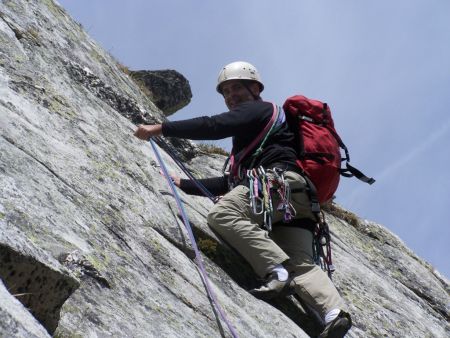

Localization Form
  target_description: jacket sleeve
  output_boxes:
[179,176,229,196]
[161,102,272,140]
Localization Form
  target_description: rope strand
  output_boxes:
[154,136,217,203]
[149,138,239,338]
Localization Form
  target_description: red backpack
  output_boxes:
[283,95,375,204]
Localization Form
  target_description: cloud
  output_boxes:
[343,117,450,206]
[378,119,450,180]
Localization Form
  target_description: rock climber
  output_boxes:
[134,61,352,337]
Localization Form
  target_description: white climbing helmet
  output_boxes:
[216,61,264,94]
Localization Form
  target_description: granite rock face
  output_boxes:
[0,1,449,337]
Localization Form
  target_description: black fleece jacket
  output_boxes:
[162,100,298,196]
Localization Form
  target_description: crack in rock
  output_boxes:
[0,243,79,335]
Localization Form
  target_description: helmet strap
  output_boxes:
[240,80,261,100]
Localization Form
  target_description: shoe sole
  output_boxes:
[250,285,295,300]
[318,319,351,338]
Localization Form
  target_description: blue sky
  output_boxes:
[58,0,450,279]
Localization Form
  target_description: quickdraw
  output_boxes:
[312,213,335,279]
[248,169,264,215]
[258,167,273,231]
[272,168,296,224]
[247,166,296,231]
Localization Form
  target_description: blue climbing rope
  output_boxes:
[154,136,217,203]
[149,138,239,338]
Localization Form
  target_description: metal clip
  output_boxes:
[264,211,272,231]
[252,196,264,215]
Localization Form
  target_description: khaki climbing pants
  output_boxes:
[207,170,347,318]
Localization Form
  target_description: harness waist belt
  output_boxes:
[268,162,304,175]
[272,218,317,232]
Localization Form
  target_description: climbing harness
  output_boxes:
[149,138,239,338]
[246,164,335,278]
[246,166,297,232]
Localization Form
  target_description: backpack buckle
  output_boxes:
[311,201,321,213]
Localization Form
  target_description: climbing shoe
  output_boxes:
[318,311,352,338]
[249,272,295,300]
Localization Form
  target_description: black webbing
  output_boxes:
[340,162,376,185]
[272,218,316,233]
[302,174,322,214]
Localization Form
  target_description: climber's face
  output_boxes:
[220,80,260,110]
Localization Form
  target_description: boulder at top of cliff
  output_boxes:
[130,69,192,116]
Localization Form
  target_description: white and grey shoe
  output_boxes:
[318,311,352,338]
[249,272,296,300]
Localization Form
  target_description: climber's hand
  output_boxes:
[158,170,181,187]
[134,124,162,140]
[170,174,181,187]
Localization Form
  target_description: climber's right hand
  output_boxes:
[170,174,181,187]
[134,124,162,140]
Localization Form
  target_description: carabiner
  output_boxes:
[252,196,264,215]
[264,211,273,231]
